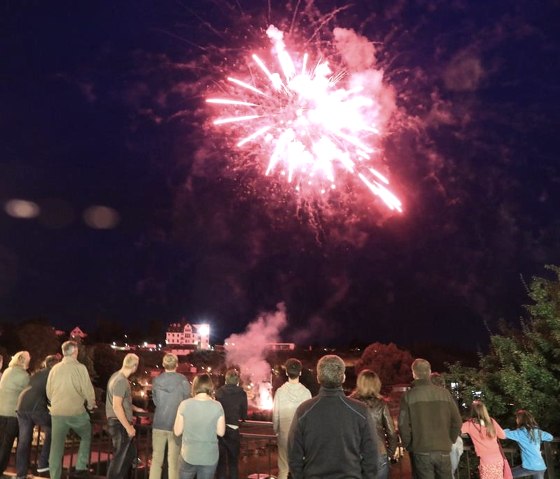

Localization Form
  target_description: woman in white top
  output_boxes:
[174,374,225,479]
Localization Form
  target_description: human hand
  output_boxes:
[127,425,136,438]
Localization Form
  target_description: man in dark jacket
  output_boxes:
[398,358,462,479]
[16,355,60,479]
[288,355,378,479]
[215,368,248,479]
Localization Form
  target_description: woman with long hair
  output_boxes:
[461,400,506,479]
[350,369,398,479]
[174,374,225,479]
[504,410,553,479]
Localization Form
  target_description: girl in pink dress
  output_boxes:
[461,401,507,479]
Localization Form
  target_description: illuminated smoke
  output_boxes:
[224,303,288,401]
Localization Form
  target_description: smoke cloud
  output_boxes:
[224,302,288,384]
[333,27,376,71]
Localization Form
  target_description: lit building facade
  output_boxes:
[166,322,210,350]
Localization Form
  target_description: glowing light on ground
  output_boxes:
[207,25,403,213]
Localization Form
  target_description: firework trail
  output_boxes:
[206,25,403,213]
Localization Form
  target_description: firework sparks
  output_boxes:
[207,25,403,213]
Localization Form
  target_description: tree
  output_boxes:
[15,320,60,371]
[448,265,560,430]
[355,342,414,386]
[93,344,123,388]
[189,350,225,373]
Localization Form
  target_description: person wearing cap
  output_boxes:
[273,358,311,479]
[16,354,60,479]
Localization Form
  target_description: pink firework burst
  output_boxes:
[207,25,403,213]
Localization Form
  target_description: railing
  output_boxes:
[456,439,559,479]
[6,418,559,479]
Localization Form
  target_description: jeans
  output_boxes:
[16,411,52,477]
[49,413,92,479]
[149,429,181,479]
[107,418,137,479]
[376,455,389,479]
[276,431,289,479]
[179,458,217,479]
[0,416,19,475]
[512,465,546,479]
[412,451,453,479]
[217,427,240,479]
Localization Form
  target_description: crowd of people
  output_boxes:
[0,346,555,479]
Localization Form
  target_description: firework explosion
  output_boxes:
[207,25,403,213]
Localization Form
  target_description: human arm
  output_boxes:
[287,411,304,479]
[272,391,280,434]
[448,394,462,442]
[241,390,248,421]
[112,395,136,437]
[173,401,185,436]
[216,414,226,437]
[493,419,506,439]
[151,378,160,407]
[46,369,53,402]
[16,369,30,391]
[504,428,519,441]
[397,395,412,450]
[381,402,398,458]
[540,430,553,442]
[455,436,464,455]
[79,365,97,410]
[361,411,379,479]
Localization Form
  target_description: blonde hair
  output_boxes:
[470,400,496,438]
[122,353,139,369]
[9,351,30,368]
[354,369,382,400]
[162,353,178,371]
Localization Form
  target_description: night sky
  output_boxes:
[1,0,559,349]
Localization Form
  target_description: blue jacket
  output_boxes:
[152,371,190,431]
[504,427,553,471]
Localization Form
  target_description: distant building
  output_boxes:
[266,343,295,351]
[70,327,87,341]
[166,322,210,350]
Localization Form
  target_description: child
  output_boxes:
[504,410,553,479]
